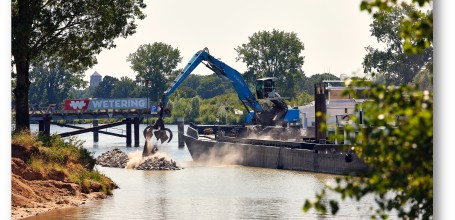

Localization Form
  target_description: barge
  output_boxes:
[183,125,369,176]
[179,80,370,175]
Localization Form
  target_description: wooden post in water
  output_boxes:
[314,82,327,143]
[93,119,99,142]
[178,117,184,148]
[126,118,132,147]
[134,117,140,147]
[39,120,45,134]
[44,116,51,136]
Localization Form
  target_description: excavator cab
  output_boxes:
[256,77,277,99]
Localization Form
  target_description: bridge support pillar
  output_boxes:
[178,117,185,148]
[93,120,99,142]
[39,117,51,136]
[39,120,45,133]
[45,117,51,136]
[134,117,140,147]
[126,118,132,147]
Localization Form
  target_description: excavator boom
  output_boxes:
[145,48,296,156]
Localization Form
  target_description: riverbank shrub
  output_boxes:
[12,131,117,195]
[303,79,433,219]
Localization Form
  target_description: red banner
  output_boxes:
[64,99,90,110]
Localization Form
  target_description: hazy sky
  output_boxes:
[84,0,381,82]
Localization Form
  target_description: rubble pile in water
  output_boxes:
[96,148,129,168]
[96,148,180,170]
[136,156,180,170]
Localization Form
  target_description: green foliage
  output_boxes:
[176,74,201,89]
[12,0,147,131]
[174,86,197,98]
[287,91,314,107]
[38,134,96,170]
[111,76,141,98]
[360,0,432,55]
[303,5,433,219]
[165,93,247,125]
[73,86,96,99]
[235,29,305,97]
[128,42,182,101]
[12,132,115,195]
[314,7,434,217]
[170,74,235,100]
[29,55,87,105]
[197,75,234,99]
[200,93,247,124]
[301,73,340,95]
[93,76,120,98]
[12,0,146,72]
[189,97,200,121]
[166,97,192,123]
[12,130,41,148]
[76,75,142,99]
[362,5,432,85]
[411,66,432,91]
[77,169,117,195]
[304,79,433,219]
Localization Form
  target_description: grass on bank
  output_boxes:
[12,130,117,195]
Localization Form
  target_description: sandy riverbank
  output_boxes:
[11,140,115,220]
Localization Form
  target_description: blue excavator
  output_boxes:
[143,48,300,156]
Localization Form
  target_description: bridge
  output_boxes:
[18,98,166,147]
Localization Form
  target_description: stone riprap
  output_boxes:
[96,148,129,168]
[96,148,180,170]
[136,157,180,170]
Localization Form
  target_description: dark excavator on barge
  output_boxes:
[144,48,369,175]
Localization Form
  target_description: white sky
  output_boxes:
[84,0,381,82]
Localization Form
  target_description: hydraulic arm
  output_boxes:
[150,48,267,145]
[146,48,292,155]
[163,48,263,112]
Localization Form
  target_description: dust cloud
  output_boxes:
[245,133,274,140]
[126,150,171,169]
[195,143,244,166]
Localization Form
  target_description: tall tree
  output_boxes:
[235,29,305,97]
[111,76,140,98]
[304,1,433,219]
[360,0,432,55]
[362,5,433,85]
[11,0,146,131]
[93,75,119,99]
[29,55,87,106]
[128,42,182,102]
[301,73,340,95]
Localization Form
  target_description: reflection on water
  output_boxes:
[25,124,380,220]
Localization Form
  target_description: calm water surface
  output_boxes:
[25,124,383,219]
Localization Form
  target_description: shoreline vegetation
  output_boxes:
[11,131,117,220]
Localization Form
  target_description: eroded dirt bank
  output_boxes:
[11,142,115,220]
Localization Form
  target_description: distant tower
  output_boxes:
[90,71,102,87]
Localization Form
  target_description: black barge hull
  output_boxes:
[183,128,369,175]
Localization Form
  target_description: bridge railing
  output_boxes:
[10,103,157,121]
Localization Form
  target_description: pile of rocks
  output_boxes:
[96,148,181,171]
[96,148,129,168]
[136,156,181,170]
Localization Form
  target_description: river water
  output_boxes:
[24,124,384,220]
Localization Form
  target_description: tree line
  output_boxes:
[23,33,340,118]
[12,0,433,219]
[303,1,433,219]
[17,4,432,125]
